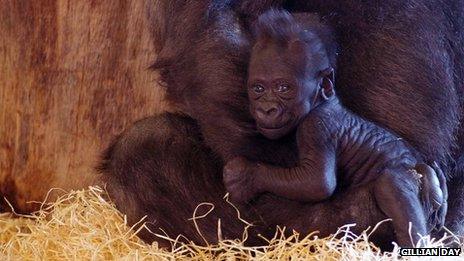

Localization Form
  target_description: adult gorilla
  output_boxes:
[99,0,464,248]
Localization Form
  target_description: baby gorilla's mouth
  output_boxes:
[258,125,286,130]
[256,117,295,140]
[257,120,290,131]
[257,125,290,140]
[257,115,293,131]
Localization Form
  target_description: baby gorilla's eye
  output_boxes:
[252,84,265,93]
[277,83,290,93]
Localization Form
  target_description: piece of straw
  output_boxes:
[0,186,462,260]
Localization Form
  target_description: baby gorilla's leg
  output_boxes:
[373,167,427,247]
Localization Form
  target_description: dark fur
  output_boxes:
[252,9,337,71]
[223,10,444,247]
[99,0,464,249]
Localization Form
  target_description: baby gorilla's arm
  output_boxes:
[223,117,337,203]
[254,157,337,202]
[255,118,337,202]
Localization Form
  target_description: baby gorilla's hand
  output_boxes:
[415,162,448,233]
[223,156,258,204]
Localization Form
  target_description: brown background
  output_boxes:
[0,0,169,212]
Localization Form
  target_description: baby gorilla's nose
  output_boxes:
[264,107,278,116]
[256,104,282,124]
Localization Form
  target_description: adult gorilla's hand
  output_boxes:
[416,163,448,233]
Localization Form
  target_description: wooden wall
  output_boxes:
[0,0,170,212]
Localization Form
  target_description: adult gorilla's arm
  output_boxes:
[141,0,450,241]
[229,0,463,235]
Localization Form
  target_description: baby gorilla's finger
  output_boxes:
[228,184,251,204]
[224,157,248,173]
[223,171,242,195]
[431,162,448,202]
[431,161,448,230]
[416,163,448,232]
[434,201,448,231]
[416,163,443,209]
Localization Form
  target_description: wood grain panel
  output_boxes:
[0,0,170,212]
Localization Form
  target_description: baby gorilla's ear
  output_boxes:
[320,67,335,100]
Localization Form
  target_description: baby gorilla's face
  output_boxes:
[247,46,317,139]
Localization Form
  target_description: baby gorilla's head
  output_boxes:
[248,10,336,139]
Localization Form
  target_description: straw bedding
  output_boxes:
[0,186,462,260]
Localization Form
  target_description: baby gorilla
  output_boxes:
[223,10,445,247]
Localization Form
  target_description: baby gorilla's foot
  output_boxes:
[223,156,259,204]
[373,170,426,247]
[415,162,448,233]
